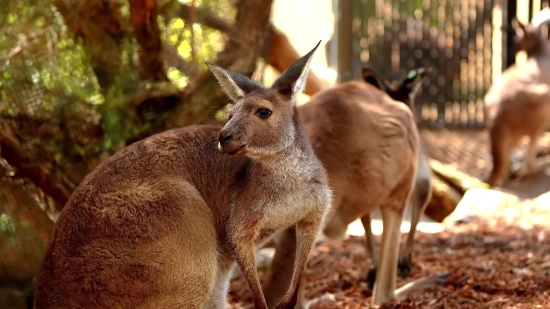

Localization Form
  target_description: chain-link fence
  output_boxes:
[337,0,550,129]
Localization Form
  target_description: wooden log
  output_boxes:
[424,175,463,223]
[428,158,490,194]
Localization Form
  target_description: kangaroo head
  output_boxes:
[512,19,544,55]
[361,66,431,111]
[207,41,320,158]
[512,8,550,56]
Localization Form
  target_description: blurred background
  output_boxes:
[1,0,550,308]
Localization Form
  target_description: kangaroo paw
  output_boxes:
[397,253,413,279]
[365,265,377,290]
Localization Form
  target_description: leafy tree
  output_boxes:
[0,0,274,305]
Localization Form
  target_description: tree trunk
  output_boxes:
[0,165,54,285]
[54,0,125,93]
[129,0,168,82]
[0,128,72,209]
[0,164,54,308]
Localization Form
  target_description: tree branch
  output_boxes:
[0,128,72,209]
[161,41,199,76]
[165,0,274,128]
[161,3,231,32]
[162,3,328,98]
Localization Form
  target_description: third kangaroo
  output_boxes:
[484,8,550,187]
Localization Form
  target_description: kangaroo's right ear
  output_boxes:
[271,41,321,104]
[206,62,264,103]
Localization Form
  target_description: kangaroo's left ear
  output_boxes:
[361,67,387,91]
[271,41,322,104]
[511,17,527,38]
[206,62,264,103]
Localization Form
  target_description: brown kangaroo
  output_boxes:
[484,8,550,187]
[360,67,434,285]
[263,67,428,307]
[33,42,332,309]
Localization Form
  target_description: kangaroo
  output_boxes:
[360,66,434,285]
[484,8,550,187]
[33,42,332,309]
[263,67,423,307]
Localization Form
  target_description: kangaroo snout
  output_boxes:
[219,132,233,145]
[218,130,246,156]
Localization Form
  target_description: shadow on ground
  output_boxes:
[501,166,550,199]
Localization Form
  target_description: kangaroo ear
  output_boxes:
[511,17,527,38]
[206,62,264,103]
[397,66,432,97]
[361,67,387,91]
[271,41,321,103]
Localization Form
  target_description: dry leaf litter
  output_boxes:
[228,192,550,309]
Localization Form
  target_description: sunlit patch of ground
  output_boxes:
[228,191,550,309]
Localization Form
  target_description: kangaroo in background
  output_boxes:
[484,8,550,187]
[263,65,428,307]
[360,66,434,286]
[33,43,332,309]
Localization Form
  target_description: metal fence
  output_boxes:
[336,0,550,129]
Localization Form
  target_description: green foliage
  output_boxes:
[0,214,16,243]
[1,0,104,163]
[163,16,226,71]
[1,0,236,167]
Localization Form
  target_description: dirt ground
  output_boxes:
[227,129,550,308]
[227,217,550,309]
[227,191,550,309]
[420,129,550,188]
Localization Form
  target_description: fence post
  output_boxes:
[337,0,353,83]
[505,0,518,69]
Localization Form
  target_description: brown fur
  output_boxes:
[33,43,332,309]
[484,9,550,187]
[263,77,421,307]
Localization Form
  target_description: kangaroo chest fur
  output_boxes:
[229,153,329,246]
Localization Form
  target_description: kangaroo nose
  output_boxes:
[219,133,233,146]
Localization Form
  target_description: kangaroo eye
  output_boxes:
[256,108,272,119]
